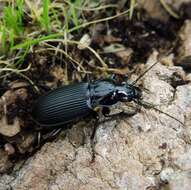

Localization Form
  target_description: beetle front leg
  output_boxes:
[102,106,124,117]
[91,109,99,119]
[102,103,141,118]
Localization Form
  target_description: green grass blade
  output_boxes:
[9,29,15,50]
[17,0,24,27]
[129,0,136,20]
[12,33,63,50]
[15,45,30,65]
[71,5,79,27]
[42,0,51,32]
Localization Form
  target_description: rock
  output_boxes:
[0,86,28,137]
[137,0,169,21]
[67,121,87,148]
[0,174,14,190]
[176,20,191,70]
[172,148,191,170]
[160,168,191,190]
[0,149,13,174]
[168,171,191,190]
[1,52,191,189]
[178,20,191,58]
[0,117,21,137]
[10,140,76,190]
[4,143,15,155]
[160,167,174,182]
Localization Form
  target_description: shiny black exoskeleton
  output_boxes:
[32,79,142,126]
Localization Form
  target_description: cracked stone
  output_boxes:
[168,171,191,190]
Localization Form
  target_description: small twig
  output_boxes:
[160,0,179,19]
[43,39,108,69]
[68,9,131,33]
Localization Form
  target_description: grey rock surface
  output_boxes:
[1,52,191,190]
[179,20,191,58]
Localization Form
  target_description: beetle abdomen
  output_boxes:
[32,82,91,126]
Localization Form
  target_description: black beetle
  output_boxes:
[32,59,185,127]
[32,78,142,126]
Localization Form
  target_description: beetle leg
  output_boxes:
[104,103,141,118]
[90,109,99,119]
[40,128,63,143]
[34,128,63,148]
[109,74,129,85]
[102,107,111,117]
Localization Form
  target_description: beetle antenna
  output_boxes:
[138,100,184,126]
[132,60,159,85]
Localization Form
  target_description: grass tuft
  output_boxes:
[0,0,135,80]
[1,0,24,53]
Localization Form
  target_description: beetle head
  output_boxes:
[115,84,142,102]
